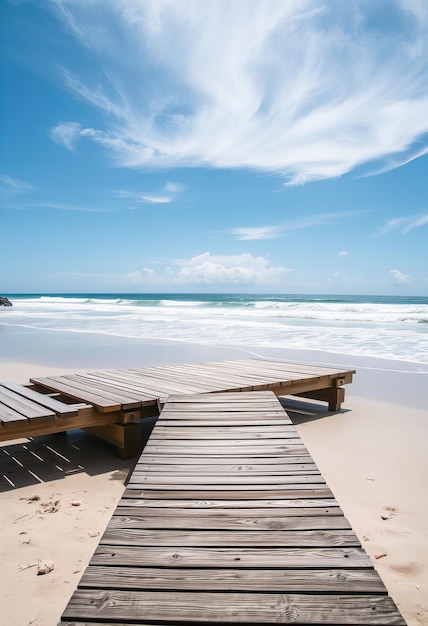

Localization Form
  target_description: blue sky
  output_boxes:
[1,0,428,295]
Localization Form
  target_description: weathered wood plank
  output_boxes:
[78,566,386,593]
[1,381,79,417]
[63,375,142,409]
[100,528,360,547]
[91,545,371,568]
[142,444,308,455]
[70,372,158,401]
[131,464,321,476]
[128,474,326,485]
[124,487,333,499]
[0,403,29,425]
[111,507,346,523]
[117,496,341,508]
[108,512,350,530]
[62,590,404,624]
[0,386,55,421]
[29,376,122,412]
[150,427,299,439]
[135,454,314,465]
[157,417,292,426]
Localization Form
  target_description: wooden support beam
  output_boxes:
[293,387,346,412]
[84,421,141,459]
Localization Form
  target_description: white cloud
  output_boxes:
[232,226,284,240]
[117,180,185,204]
[50,122,83,151]
[138,195,172,204]
[35,201,128,212]
[125,270,144,284]
[231,212,355,240]
[49,1,428,183]
[165,181,185,193]
[0,174,34,193]
[338,250,348,256]
[378,212,428,235]
[402,213,428,233]
[390,268,411,284]
[126,252,292,287]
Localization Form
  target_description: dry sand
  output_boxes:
[0,360,427,626]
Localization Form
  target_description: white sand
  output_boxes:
[1,359,427,625]
[288,394,428,626]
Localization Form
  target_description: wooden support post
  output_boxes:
[294,387,345,411]
[84,422,141,459]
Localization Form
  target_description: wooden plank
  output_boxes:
[117,497,342,509]
[0,386,55,421]
[108,511,351,530]
[128,474,326,485]
[100,528,360,547]
[112,506,346,522]
[141,445,308,455]
[78,566,386,593]
[0,381,79,417]
[122,487,334,499]
[157,418,292,426]
[70,372,159,402]
[161,389,290,401]
[62,374,143,409]
[135,454,314,465]
[131,465,321,476]
[30,376,123,412]
[145,437,302,446]
[91,545,371,568]
[62,591,405,625]
[104,369,209,395]
[150,426,299,439]
[0,403,29,425]
[0,409,122,442]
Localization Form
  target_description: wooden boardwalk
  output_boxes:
[30,358,354,411]
[61,391,406,625]
[1,359,355,457]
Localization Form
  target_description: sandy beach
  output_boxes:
[1,337,427,626]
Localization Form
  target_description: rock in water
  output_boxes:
[0,296,12,306]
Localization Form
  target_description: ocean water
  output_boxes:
[1,293,427,367]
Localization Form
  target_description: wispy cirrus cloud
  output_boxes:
[232,226,284,241]
[378,212,428,235]
[0,174,34,193]
[117,180,184,204]
[34,201,132,212]
[231,212,354,240]
[50,122,82,151]
[48,0,428,184]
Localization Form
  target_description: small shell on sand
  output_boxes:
[37,560,54,575]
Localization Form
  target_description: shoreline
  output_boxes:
[1,334,427,625]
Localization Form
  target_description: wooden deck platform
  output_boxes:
[1,358,355,457]
[61,391,406,625]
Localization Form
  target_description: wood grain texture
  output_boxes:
[63,590,405,624]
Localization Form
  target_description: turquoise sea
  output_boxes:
[1,293,427,366]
